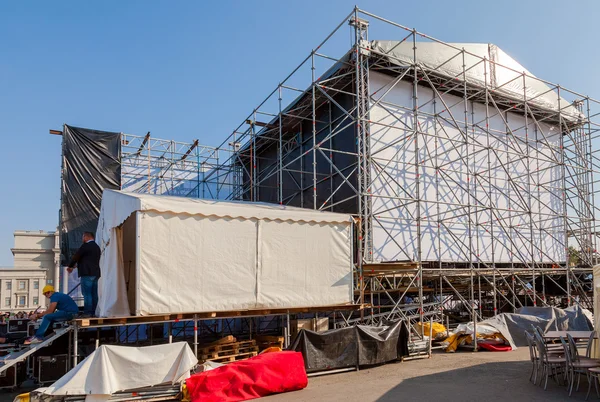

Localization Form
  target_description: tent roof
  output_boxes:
[98,190,353,236]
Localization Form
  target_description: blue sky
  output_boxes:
[1,0,598,266]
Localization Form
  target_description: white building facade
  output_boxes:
[0,230,63,312]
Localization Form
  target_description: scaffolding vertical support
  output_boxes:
[72,321,78,369]
[278,85,283,205]
[193,314,198,358]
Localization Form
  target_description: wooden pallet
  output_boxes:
[205,351,258,363]
[199,340,256,354]
[255,335,284,350]
[200,345,259,360]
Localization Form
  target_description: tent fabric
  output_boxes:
[370,41,582,120]
[185,351,307,402]
[61,125,121,267]
[290,320,409,373]
[96,190,354,317]
[41,342,196,401]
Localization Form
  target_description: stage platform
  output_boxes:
[74,304,365,328]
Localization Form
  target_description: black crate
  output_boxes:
[37,354,68,385]
[7,320,29,334]
[0,362,26,390]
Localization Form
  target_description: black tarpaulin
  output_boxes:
[290,320,409,373]
[61,125,121,262]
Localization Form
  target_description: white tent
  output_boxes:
[40,342,196,401]
[95,190,354,317]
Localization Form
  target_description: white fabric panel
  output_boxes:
[42,342,196,400]
[369,71,565,263]
[369,40,581,120]
[138,212,258,314]
[96,227,130,317]
[257,220,352,307]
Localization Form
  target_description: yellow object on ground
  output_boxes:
[182,384,190,402]
[12,393,29,402]
[415,322,448,340]
[442,332,509,352]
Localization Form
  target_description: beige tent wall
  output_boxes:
[138,212,258,315]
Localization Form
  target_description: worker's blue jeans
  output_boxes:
[80,276,99,316]
[35,311,74,339]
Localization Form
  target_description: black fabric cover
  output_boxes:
[290,320,408,373]
[61,125,121,262]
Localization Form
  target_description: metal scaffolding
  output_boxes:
[118,7,600,336]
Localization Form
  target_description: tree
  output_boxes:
[568,246,580,267]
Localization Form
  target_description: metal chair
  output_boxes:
[587,367,600,400]
[535,331,567,390]
[525,331,539,384]
[562,335,600,396]
[586,331,597,359]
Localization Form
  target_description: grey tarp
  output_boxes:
[61,125,121,262]
[290,320,409,373]
[476,306,593,349]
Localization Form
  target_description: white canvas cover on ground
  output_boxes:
[40,342,196,401]
[96,190,353,317]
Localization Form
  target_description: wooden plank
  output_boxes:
[255,335,284,342]
[199,340,256,353]
[200,346,259,359]
[204,351,258,363]
[204,336,236,347]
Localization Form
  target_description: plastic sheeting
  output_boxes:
[61,125,121,264]
[448,306,593,350]
[290,320,409,373]
[41,342,196,402]
[369,71,565,263]
[370,41,582,119]
[96,190,354,317]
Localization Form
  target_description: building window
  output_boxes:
[33,281,39,290]
[47,280,53,285]
[33,297,39,305]
[18,296,26,306]
[6,281,11,290]
[4,298,10,307]
[18,281,26,290]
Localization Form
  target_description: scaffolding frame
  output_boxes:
[118,7,600,338]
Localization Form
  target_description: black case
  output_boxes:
[37,354,69,385]
[0,362,26,389]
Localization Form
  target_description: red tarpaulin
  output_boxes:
[186,351,308,402]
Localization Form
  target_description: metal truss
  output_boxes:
[114,7,600,338]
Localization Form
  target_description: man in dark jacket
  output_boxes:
[67,231,101,317]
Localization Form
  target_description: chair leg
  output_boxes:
[577,371,582,392]
[569,369,575,396]
[587,375,593,401]
[530,362,535,383]
[595,374,600,398]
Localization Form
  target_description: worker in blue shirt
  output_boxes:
[24,285,79,345]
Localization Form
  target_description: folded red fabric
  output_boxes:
[186,351,308,402]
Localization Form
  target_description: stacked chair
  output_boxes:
[526,326,600,399]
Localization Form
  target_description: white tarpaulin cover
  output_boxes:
[96,190,353,317]
[370,40,582,119]
[41,342,196,401]
[369,70,565,263]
